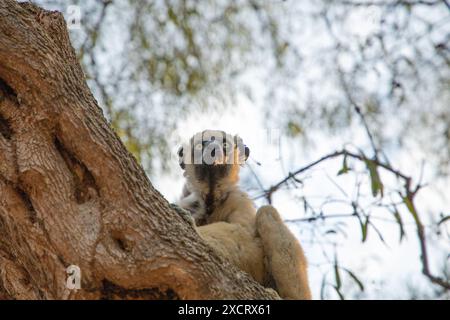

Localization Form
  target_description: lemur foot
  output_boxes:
[170,203,196,228]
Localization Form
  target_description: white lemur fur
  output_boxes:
[175,130,311,300]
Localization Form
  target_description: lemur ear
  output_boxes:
[177,146,185,170]
[234,134,250,163]
[244,145,250,161]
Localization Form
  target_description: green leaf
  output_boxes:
[358,215,369,242]
[337,155,350,176]
[344,269,364,292]
[334,254,342,290]
[391,207,406,242]
[287,121,303,137]
[405,2,412,12]
[365,159,384,198]
[403,196,420,225]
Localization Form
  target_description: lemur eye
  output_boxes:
[222,142,230,150]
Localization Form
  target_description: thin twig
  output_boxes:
[259,149,411,202]
[443,0,450,10]
[263,147,449,290]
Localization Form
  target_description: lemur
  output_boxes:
[173,130,312,300]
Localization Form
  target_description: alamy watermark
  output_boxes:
[66,265,81,290]
[175,128,281,166]
[66,5,81,30]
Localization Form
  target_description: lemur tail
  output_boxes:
[256,205,312,300]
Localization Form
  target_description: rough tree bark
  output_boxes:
[0,1,279,300]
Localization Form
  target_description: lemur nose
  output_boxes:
[202,141,224,165]
[213,149,224,165]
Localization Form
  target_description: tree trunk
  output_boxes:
[0,0,278,300]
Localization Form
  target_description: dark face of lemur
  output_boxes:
[178,130,250,202]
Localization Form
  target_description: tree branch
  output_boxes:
[260,148,450,290]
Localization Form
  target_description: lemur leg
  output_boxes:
[256,205,312,300]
